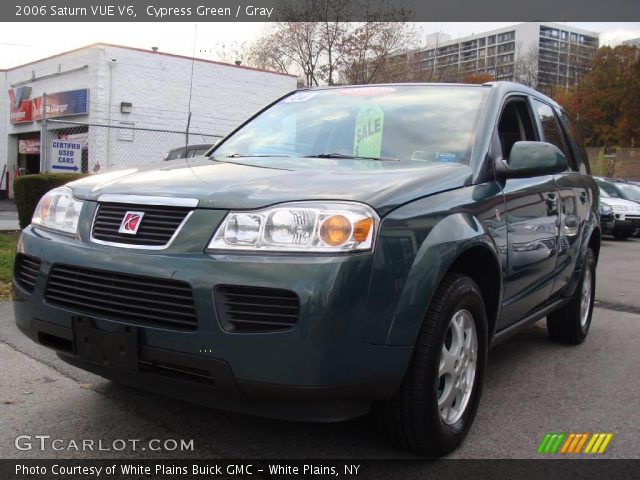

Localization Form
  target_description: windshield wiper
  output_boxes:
[225,153,292,158]
[304,153,399,162]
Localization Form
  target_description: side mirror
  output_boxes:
[496,141,567,179]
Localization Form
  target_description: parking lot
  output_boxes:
[0,236,638,460]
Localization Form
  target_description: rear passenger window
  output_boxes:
[557,110,590,175]
[532,99,575,171]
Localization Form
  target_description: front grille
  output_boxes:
[14,254,41,292]
[45,265,198,330]
[92,202,191,247]
[214,285,300,333]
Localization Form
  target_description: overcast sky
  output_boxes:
[1,22,639,70]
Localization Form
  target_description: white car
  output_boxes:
[600,192,640,239]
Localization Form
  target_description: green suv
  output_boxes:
[13,82,599,456]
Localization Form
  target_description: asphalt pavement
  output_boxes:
[0,236,638,460]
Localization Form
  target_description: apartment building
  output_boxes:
[395,23,599,90]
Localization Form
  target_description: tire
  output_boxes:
[612,231,630,240]
[376,273,488,456]
[547,248,596,344]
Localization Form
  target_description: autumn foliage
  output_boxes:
[462,72,495,84]
[553,45,640,148]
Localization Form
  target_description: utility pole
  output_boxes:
[40,93,48,173]
[186,25,197,151]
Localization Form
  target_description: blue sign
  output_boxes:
[34,89,89,120]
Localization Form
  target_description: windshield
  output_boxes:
[617,182,640,202]
[166,147,187,161]
[212,86,488,168]
[597,181,620,198]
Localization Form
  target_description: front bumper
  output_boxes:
[13,218,410,421]
[599,213,614,232]
[611,215,640,234]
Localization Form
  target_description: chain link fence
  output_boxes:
[41,120,640,180]
[44,119,223,174]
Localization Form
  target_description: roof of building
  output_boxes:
[412,22,600,53]
[2,42,297,79]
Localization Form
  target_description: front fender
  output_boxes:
[364,205,501,346]
[385,212,499,346]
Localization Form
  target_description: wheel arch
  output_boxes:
[563,216,601,299]
[383,212,503,346]
[447,245,502,342]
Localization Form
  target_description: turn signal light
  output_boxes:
[353,218,373,242]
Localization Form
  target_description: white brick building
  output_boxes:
[0,43,297,197]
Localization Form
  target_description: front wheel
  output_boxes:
[547,248,596,344]
[376,274,488,456]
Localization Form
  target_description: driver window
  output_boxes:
[497,100,536,159]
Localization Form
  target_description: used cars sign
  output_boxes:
[50,140,81,172]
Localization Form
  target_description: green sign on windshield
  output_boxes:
[354,106,384,158]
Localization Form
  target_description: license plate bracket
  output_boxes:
[72,317,139,371]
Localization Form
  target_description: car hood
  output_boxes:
[601,196,640,212]
[68,157,473,216]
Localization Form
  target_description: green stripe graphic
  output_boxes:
[537,433,566,454]
[537,433,552,453]
[550,433,566,453]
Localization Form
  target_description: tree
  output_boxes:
[340,22,418,84]
[244,4,328,87]
[244,26,296,76]
[617,52,640,147]
[554,45,640,147]
[241,0,417,86]
[463,72,495,84]
[315,0,350,85]
[513,42,539,88]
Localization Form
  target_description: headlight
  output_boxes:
[208,201,379,253]
[32,187,83,235]
[600,203,613,213]
[611,205,628,212]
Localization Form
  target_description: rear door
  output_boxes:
[496,96,560,328]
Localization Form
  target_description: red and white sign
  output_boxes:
[59,132,88,149]
[8,88,33,124]
[18,139,40,154]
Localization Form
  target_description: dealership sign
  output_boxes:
[60,132,88,149]
[8,88,89,123]
[18,139,40,154]
[34,89,90,120]
[49,140,81,172]
[8,86,33,123]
